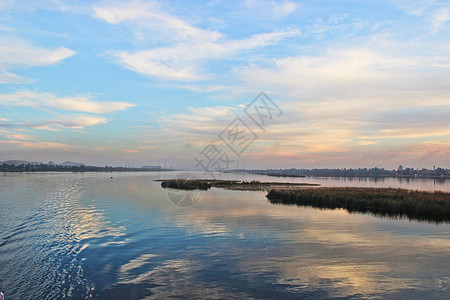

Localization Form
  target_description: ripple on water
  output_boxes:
[1,172,449,299]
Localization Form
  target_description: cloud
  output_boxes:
[136,92,449,168]
[432,7,450,31]
[138,145,156,150]
[109,29,299,81]
[93,1,220,42]
[6,134,37,141]
[112,49,202,81]
[0,35,75,84]
[94,1,299,81]
[0,91,135,114]
[1,140,69,149]
[0,115,108,131]
[356,140,380,146]
[243,0,298,18]
[50,116,107,129]
[238,48,419,91]
[29,116,107,130]
[156,105,237,137]
[122,149,139,153]
[0,36,75,68]
[0,72,33,84]
[227,42,450,167]
[126,104,241,163]
[396,0,450,32]
[396,0,437,16]
[238,45,450,109]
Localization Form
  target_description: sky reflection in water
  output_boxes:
[0,172,449,299]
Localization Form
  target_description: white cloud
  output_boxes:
[432,7,450,31]
[93,1,221,43]
[0,36,75,68]
[226,42,450,165]
[1,140,69,149]
[112,49,202,81]
[0,72,33,84]
[238,46,450,104]
[240,48,410,86]
[157,105,236,133]
[132,104,239,157]
[396,0,450,32]
[94,1,299,81]
[244,0,298,18]
[50,116,107,129]
[110,30,300,81]
[0,35,75,84]
[0,91,135,114]
[0,115,108,131]
[6,134,37,141]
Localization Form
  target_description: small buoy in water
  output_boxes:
[110,177,113,179]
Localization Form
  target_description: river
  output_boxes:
[0,171,449,299]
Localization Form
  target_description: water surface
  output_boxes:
[0,172,449,299]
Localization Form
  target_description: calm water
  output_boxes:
[218,172,450,192]
[0,172,449,299]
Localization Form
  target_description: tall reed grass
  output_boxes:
[266,187,450,223]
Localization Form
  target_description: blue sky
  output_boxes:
[0,0,449,169]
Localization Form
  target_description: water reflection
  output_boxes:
[0,172,449,299]
[241,174,449,192]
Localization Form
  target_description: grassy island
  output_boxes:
[158,179,319,191]
[267,187,450,223]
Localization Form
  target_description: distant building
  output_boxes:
[142,165,161,170]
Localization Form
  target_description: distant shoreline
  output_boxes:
[229,167,450,179]
[240,172,450,180]
[234,171,450,180]
[1,169,449,179]
[0,168,174,173]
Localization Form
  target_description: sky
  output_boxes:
[0,0,449,169]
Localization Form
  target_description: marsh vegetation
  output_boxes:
[267,187,450,223]
[158,179,319,191]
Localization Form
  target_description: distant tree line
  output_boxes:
[0,163,168,172]
[247,166,450,178]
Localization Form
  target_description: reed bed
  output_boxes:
[266,187,450,223]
